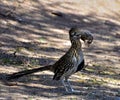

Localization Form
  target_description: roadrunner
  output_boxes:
[5,27,93,93]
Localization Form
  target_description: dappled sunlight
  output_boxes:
[0,0,120,99]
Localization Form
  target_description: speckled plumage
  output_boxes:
[53,39,84,80]
[5,27,93,93]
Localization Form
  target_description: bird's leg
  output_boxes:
[64,77,81,93]
[64,78,74,92]
[61,79,71,93]
[61,77,74,93]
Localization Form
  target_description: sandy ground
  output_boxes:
[0,0,120,100]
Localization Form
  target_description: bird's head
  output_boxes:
[69,27,93,46]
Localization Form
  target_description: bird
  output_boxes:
[5,27,93,93]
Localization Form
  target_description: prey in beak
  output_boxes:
[69,28,93,47]
[84,39,93,47]
[80,30,93,47]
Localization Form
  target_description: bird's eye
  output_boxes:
[74,32,78,36]
[71,32,76,36]
[74,32,76,34]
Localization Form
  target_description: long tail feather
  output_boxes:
[6,65,52,80]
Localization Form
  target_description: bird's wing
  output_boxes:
[53,53,74,80]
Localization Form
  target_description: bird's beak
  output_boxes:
[84,40,92,47]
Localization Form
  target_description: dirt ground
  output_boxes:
[0,0,120,100]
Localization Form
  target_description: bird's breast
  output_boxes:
[72,51,84,66]
[71,51,84,72]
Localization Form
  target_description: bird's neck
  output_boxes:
[71,39,82,50]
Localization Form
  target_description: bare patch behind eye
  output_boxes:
[71,32,77,36]
[71,32,74,36]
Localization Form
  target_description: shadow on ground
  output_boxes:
[0,0,120,100]
[0,72,119,99]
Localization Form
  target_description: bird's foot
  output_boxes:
[66,88,81,94]
[71,90,81,93]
